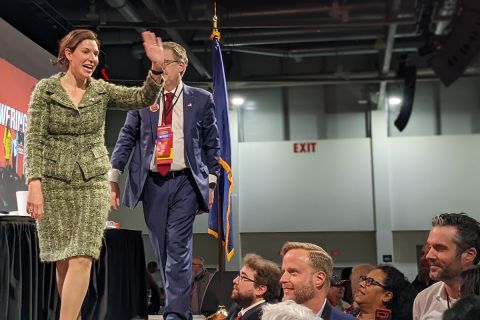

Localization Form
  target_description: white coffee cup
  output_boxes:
[16,191,29,215]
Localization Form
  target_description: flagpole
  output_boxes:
[211,1,225,272]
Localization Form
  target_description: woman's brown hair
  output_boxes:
[52,29,100,70]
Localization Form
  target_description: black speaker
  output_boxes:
[394,65,417,132]
[431,5,480,86]
[200,271,237,316]
[464,0,480,12]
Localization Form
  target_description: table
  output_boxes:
[0,215,148,320]
[83,227,148,319]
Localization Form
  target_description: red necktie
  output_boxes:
[236,312,242,320]
[157,92,175,175]
[162,92,175,125]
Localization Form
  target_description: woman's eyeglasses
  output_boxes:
[359,275,388,289]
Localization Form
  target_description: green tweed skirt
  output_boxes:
[37,165,110,262]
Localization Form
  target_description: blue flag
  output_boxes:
[208,37,234,261]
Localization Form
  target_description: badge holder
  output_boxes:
[156,125,174,167]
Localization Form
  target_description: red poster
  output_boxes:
[0,58,38,212]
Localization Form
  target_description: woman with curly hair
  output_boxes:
[460,264,480,296]
[353,265,417,320]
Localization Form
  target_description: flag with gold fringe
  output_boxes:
[208,34,234,261]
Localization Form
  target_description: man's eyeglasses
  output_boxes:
[163,59,179,67]
[236,273,260,285]
[359,275,388,289]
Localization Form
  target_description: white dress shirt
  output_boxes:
[149,82,186,172]
[109,81,217,185]
[413,281,457,320]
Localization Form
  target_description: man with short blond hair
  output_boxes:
[280,242,354,320]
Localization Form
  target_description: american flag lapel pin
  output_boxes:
[150,103,159,112]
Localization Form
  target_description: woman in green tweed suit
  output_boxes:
[25,29,165,319]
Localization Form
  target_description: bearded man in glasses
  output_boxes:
[280,242,355,320]
[227,254,282,320]
[413,213,480,320]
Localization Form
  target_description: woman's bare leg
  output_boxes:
[56,259,68,298]
[58,256,92,320]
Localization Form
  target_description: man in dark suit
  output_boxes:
[280,242,355,320]
[227,254,282,320]
[109,41,220,320]
[191,256,213,314]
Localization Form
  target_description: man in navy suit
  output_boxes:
[109,41,220,320]
[280,242,355,320]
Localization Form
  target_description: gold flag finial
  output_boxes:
[210,1,221,41]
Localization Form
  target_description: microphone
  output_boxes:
[375,308,392,320]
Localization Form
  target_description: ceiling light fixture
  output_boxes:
[231,97,245,106]
[388,96,402,106]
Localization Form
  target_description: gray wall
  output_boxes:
[389,135,480,230]
[239,139,374,232]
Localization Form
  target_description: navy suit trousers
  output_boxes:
[143,172,198,320]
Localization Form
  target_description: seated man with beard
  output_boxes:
[413,213,480,320]
[227,254,282,320]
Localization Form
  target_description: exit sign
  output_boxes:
[293,142,316,153]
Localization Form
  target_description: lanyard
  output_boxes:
[161,86,183,125]
[445,288,451,310]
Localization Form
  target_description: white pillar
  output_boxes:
[370,110,394,264]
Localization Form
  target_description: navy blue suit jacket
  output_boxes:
[321,301,355,320]
[110,84,220,212]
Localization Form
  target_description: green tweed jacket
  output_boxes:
[25,72,162,182]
